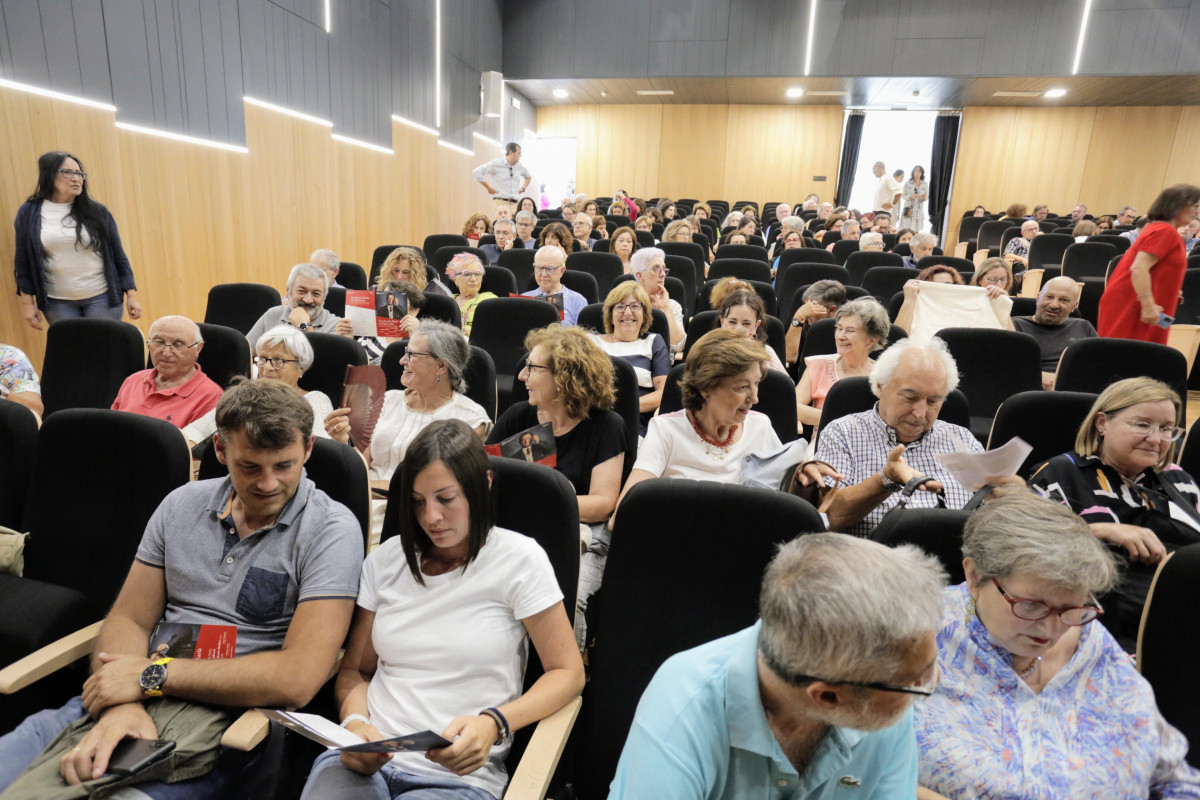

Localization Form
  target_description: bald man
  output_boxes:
[111,315,223,427]
[1011,276,1097,390]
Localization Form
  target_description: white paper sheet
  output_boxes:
[934,436,1032,490]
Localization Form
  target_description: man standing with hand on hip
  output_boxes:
[473,143,531,217]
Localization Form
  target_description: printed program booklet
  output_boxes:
[147,622,236,660]
[345,290,410,338]
[258,710,453,753]
[510,292,564,320]
[485,421,557,467]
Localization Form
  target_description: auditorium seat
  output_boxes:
[296,332,368,403]
[204,282,282,335]
[39,318,146,417]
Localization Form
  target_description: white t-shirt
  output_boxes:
[369,391,492,481]
[181,390,333,445]
[873,175,901,212]
[40,200,106,300]
[359,527,563,798]
[633,410,781,482]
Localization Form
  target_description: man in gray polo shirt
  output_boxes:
[245,263,355,355]
[1011,276,1097,390]
[0,380,363,797]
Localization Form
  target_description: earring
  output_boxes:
[437,374,441,383]
[964,594,977,624]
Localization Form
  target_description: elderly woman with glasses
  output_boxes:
[181,325,332,448]
[968,256,1014,295]
[914,494,1200,800]
[631,248,685,356]
[1028,377,1200,651]
[591,282,670,433]
[326,319,492,536]
[446,252,497,337]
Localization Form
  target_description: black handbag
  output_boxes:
[868,476,991,540]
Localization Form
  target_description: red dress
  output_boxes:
[1097,222,1186,345]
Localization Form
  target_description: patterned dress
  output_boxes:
[0,344,41,398]
[900,178,927,231]
[915,584,1200,799]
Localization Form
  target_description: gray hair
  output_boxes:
[841,219,861,234]
[573,214,593,229]
[309,248,340,271]
[286,262,329,294]
[963,494,1118,595]
[515,210,537,224]
[149,315,203,344]
[819,202,833,211]
[720,212,743,228]
[912,232,937,250]
[759,533,946,683]
[835,298,890,352]
[869,336,959,398]
[256,324,314,371]
[859,232,884,250]
[492,218,514,232]
[415,319,471,394]
[873,161,886,170]
[780,215,803,229]
[630,247,665,278]
[802,279,847,306]
[1119,205,1137,216]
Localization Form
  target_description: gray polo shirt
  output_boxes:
[246,304,342,348]
[1011,316,1097,371]
[135,473,363,656]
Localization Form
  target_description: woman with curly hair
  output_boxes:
[462,213,490,243]
[377,245,451,296]
[538,221,577,254]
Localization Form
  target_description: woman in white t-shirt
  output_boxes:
[13,151,142,329]
[300,420,584,800]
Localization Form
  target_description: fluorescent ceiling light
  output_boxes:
[324,0,331,32]
[115,121,248,153]
[1072,0,1092,74]
[473,132,502,147]
[331,133,394,155]
[635,90,674,96]
[786,87,804,99]
[0,77,116,111]
[804,0,817,76]
[806,90,847,97]
[438,140,474,156]
[244,96,332,126]
[435,0,442,127]
[391,114,439,136]
[992,91,1041,97]
[1044,88,1068,98]
[552,89,569,99]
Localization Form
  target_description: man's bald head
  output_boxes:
[1034,276,1081,326]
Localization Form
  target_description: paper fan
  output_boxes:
[341,365,387,453]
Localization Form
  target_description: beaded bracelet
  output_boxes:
[479,707,511,745]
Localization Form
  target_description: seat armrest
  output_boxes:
[0,621,103,694]
[221,709,271,751]
[502,697,582,800]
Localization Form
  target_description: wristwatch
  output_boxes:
[140,657,173,697]
[790,317,804,328]
[879,472,903,493]
[296,321,311,332]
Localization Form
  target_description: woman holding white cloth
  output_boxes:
[895,264,1014,341]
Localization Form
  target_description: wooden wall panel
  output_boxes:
[594,106,662,199]
[0,87,507,372]
[786,106,845,205]
[657,105,729,202]
[722,106,800,202]
[536,105,599,197]
[1165,106,1200,186]
[1079,107,1180,215]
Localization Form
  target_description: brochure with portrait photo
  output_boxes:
[509,292,565,320]
[148,622,236,660]
[345,290,409,338]
[484,421,557,467]
[257,709,452,753]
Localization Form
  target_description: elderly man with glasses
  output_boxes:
[1003,219,1042,271]
[245,262,354,354]
[610,533,946,799]
[110,315,222,428]
[522,245,587,325]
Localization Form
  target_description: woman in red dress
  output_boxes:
[1099,185,1200,344]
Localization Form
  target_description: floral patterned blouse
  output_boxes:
[0,344,40,398]
[915,584,1200,799]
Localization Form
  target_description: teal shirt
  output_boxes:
[608,623,918,800]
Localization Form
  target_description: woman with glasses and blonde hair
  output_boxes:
[914,493,1200,799]
[445,252,497,337]
[591,282,670,432]
[968,256,1014,295]
[377,246,451,297]
[1028,376,1199,650]
[325,319,491,535]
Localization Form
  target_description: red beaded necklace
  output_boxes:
[687,410,737,459]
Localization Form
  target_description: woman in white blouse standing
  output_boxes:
[13,151,142,329]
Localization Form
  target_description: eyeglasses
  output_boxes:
[147,339,200,353]
[534,265,563,274]
[402,346,433,359]
[57,169,87,180]
[646,265,670,275]
[982,275,1008,285]
[992,578,1102,625]
[253,355,299,369]
[767,655,940,697]
[523,362,552,372]
[1114,417,1184,441]
[457,271,485,280]
[613,303,643,315]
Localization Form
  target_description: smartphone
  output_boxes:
[106,738,176,776]
[1158,312,1175,329]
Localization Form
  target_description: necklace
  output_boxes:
[687,411,737,461]
[1015,655,1042,680]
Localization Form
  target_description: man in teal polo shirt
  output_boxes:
[609,534,946,799]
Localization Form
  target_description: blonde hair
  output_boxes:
[379,247,428,290]
[970,257,1013,291]
[601,282,652,337]
[710,277,755,310]
[524,326,615,418]
[1076,377,1182,471]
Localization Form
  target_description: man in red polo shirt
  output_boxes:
[111,315,222,428]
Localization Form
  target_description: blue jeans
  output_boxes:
[300,749,496,799]
[0,696,255,799]
[44,293,123,325]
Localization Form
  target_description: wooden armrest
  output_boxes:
[503,697,582,800]
[0,621,102,694]
[221,709,271,750]
[1019,269,1044,298]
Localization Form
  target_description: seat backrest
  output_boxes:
[1137,544,1200,767]
[657,241,706,283]
[559,269,600,304]
[338,262,367,290]
[576,478,824,798]
[40,318,146,417]
[198,436,371,551]
[422,234,469,259]
[915,255,975,274]
[1028,233,1075,270]
[708,258,772,283]
[831,239,860,265]
[204,283,282,335]
[296,332,368,403]
[775,264,851,322]
[481,266,518,297]
[590,238,610,253]
[938,328,1042,418]
[1061,241,1119,280]
[1056,338,1188,404]
[845,251,905,285]
[468,297,561,375]
[776,248,836,276]
[634,230,656,249]
[566,251,625,298]
[23,409,191,606]
[197,322,252,390]
[957,215,988,242]
[0,401,39,529]
[662,255,698,314]
[1088,234,1131,255]
[861,266,915,303]
[324,286,346,317]
[417,293,463,328]
[977,220,1017,251]
[869,508,970,585]
[497,248,536,291]
[714,244,769,263]
[988,390,1098,478]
